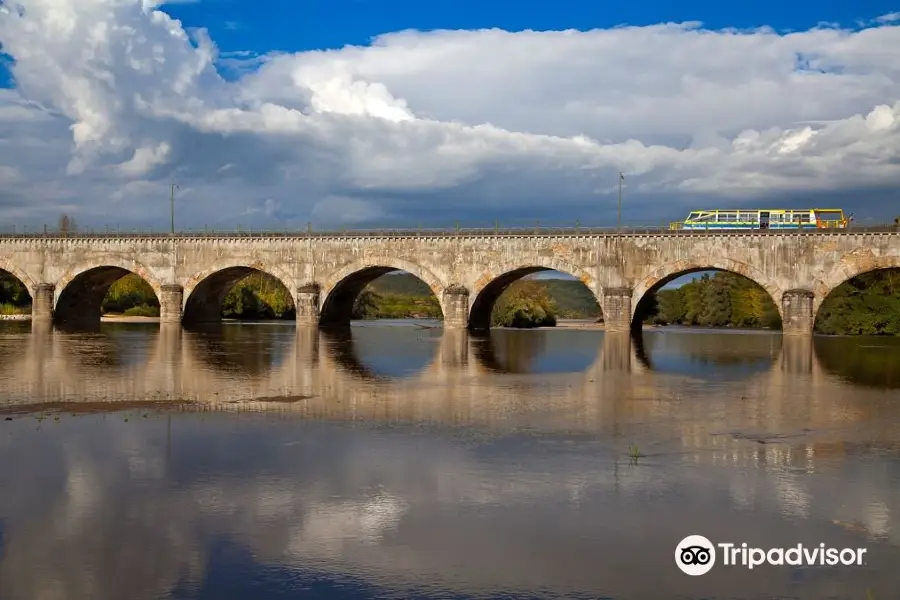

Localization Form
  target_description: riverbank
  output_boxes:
[0,314,30,321]
[100,315,160,323]
[550,319,657,330]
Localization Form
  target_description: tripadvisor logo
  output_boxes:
[674,535,868,576]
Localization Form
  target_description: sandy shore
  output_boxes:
[100,315,161,323]
[552,319,604,329]
[0,314,30,321]
[552,320,657,330]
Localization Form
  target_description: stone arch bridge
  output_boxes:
[1,229,898,335]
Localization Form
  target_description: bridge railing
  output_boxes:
[0,222,898,238]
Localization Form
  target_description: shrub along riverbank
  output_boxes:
[0,269,897,334]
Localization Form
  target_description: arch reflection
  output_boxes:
[0,320,32,336]
[633,328,781,381]
[181,322,295,379]
[319,324,441,380]
[52,323,158,373]
[814,335,900,389]
[471,329,601,374]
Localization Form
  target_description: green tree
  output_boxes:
[637,271,781,329]
[352,289,382,319]
[491,279,557,328]
[681,277,705,324]
[654,288,685,324]
[699,275,732,326]
[101,274,159,315]
[815,270,900,335]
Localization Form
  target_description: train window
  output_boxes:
[688,212,700,220]
[738,212,755,221]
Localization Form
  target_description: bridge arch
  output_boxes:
[467,258,599,331]
[319,257,446,326]
[0,259,36,292]
[813,254,900,320]
[182,260,297,324]
[54,260,165,325]
[0,259,34,313]
[631,258,785,328]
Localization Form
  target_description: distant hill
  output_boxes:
[540,279,602,319]
[366,272,601,319]
[367,272,434,295]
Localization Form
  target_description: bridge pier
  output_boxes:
[159,284,184,324]
[602,287,633,332]
[781,289,815,336]
[443,285,469,329]
[30,283,55,323]
[296,283,321,325]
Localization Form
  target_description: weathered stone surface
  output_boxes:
[296,283,321,326]
[30,283,54,322]
[0,231,897,333]
[781,289,815,336]
[442,285,470,330]
[159,284,183,324]
[603,287,633,332]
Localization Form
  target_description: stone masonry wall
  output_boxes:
[0,231,897,333]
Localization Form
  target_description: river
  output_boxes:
[0,320,899,599]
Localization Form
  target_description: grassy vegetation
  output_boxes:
[0,273,31,313]
[0,302,30,315]
[351,274,442,319]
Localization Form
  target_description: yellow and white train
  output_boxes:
[670,208,850,231]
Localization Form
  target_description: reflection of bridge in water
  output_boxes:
[3,323,900,600]
[0,324,851,418]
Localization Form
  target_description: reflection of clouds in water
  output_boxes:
[865,502,891,538]
[64,465,102,530]
[348,325,440,378]
[773,472,812,519]
[2,418,900,600]
[288,495,409,557]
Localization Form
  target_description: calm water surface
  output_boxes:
[1,320,900,599]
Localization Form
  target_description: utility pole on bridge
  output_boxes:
[617,172,624,230]
[170,183,179,235]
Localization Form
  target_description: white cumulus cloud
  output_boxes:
[0,1,898,229]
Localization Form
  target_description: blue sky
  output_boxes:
[165,0,898,56]
[0,1,897,230]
